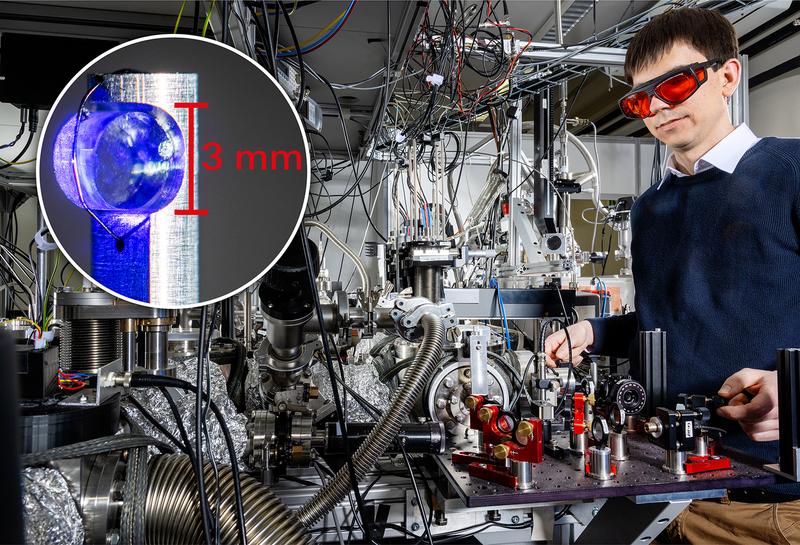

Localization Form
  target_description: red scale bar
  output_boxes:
[174,102,209,216]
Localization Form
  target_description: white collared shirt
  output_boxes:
[658,124,760,190]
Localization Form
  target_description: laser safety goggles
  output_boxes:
[618,59,722,119]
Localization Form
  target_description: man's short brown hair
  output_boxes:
[624,8,738,82]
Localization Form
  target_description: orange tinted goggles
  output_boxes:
[619,60,722,119]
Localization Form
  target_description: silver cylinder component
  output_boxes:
[413,266,443,303]
[609,430,629,461]
[139,319,175,375]
[664,450,688,475]
[694,434,709,457]
[512,461,533,490]
[145,454,311,544]
[394,338,417,360]
[265,314,310,360]
[121,319,137,372]
[571,431,587,453]
[297,313,445,527]
[587,446,614,480]
[142,329,168,371]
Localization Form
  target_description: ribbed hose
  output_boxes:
[146,454,312,545]
[297,313,445,527]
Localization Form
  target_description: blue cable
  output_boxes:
[489,279,512,350]
[276,0,356,57]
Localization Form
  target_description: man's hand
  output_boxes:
[717,368,780,442]
[543,321,594,368]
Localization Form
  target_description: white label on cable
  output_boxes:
[426,73,444,87]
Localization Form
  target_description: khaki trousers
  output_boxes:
[656,496,800,544]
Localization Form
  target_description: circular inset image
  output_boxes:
[37,35,309,309]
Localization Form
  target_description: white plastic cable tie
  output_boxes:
[426,73,444,87]
[34,228,58,251]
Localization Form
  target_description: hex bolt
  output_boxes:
[436,398,447,409]
[443,377,455,388]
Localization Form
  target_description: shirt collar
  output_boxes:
[658,124,760,190]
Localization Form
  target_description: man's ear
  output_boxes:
[720,58,741,99]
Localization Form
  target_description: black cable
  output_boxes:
[129,373,248,545]
[126,394,190,455]
[400,443,433,545]
[158,386,196,461]
[194,305,214,545]
[299,231,373,542]
[327,335,382,419]
[199,303,222,542]
[509,352,536,411]
[276,0,306,111]
[0,118,25,150]
[313,71,388,243]
[506,73,589,196]
[0,130,34,171]
[193,0,201,34]
[222,0,229,44]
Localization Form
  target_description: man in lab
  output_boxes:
[544,7,800,543]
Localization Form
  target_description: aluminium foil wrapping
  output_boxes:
[245,357,265,411]
[101,73,199,306]
[22,467,84,545]
[312,361,392,423]
[123,356,247,464]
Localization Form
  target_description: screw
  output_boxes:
[511,515,520,524]
[411,498,418,506]
[411,523,420,532]
[592,507,599,517]
[79,394,88,404]
[464,369,471,377]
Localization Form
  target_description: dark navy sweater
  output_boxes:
[588,137,800,494]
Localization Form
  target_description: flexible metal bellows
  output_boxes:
[145,454,311,545]
[297,313,445,527]
[60,319,122,373]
